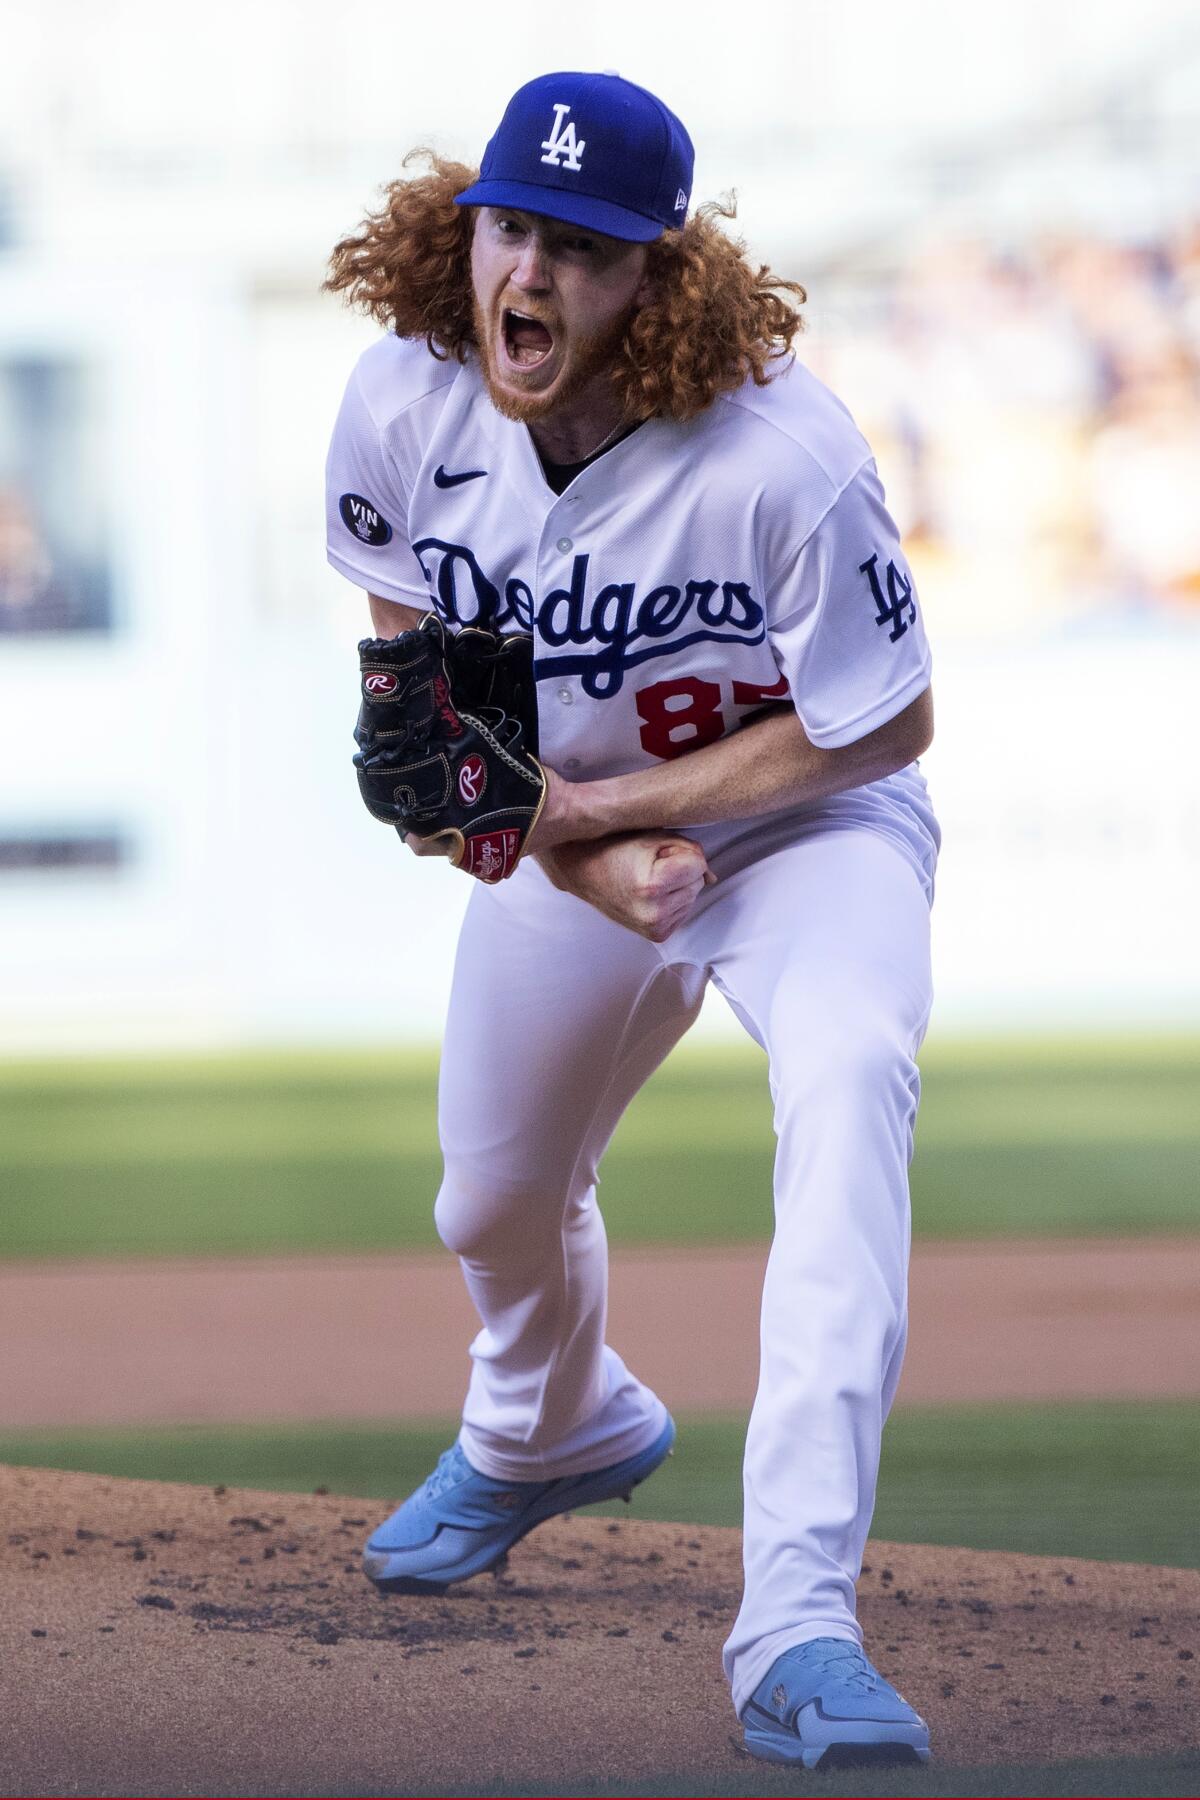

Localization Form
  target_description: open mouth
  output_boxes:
[502,307,555,371]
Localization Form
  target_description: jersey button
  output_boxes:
[557,688,573,705]
[555,536,573,553]
[564,757,580,771]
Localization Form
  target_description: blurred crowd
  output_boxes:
[809,224,1200,641]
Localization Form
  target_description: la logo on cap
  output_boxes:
[455,71,694,242]
[540,103,585,171]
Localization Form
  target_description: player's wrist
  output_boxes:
[566,775,635,839]
[540,771,622,843]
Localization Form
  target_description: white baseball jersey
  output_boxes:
[326,335,937,880]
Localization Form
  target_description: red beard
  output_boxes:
[471,294,634,424]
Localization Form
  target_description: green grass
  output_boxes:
[2,1400,1197,1571]
[1,1037,1198,1258]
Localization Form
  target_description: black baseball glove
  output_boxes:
[353,613,546,884]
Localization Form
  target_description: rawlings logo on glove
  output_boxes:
[353,614,546,884]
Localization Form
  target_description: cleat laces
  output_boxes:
[804,1641,880,1695]
[423,1444,470,1501]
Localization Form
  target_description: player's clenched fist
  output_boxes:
[539,833,715,942]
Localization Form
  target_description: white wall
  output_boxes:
[926,636,1200,1031]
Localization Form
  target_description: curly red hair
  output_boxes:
[325,152,806,423]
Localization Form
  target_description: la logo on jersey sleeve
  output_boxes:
[859,552,916,643]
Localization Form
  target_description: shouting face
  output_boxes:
[470,208,652,426]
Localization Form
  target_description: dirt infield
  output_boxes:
[2,1236,1199,1429]
[3,1463,1198,1797]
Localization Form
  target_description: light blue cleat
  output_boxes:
[742,1638,931,1771]
[363,1413,676,1594]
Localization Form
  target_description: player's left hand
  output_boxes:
[398,830,456,861]
[354,618,545,884]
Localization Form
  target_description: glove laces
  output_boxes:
[355,714,433,763]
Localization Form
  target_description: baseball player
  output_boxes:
[325,70,939,1770]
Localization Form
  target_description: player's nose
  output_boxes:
[510,234,552,292]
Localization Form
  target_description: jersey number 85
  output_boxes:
[635,673,789,761]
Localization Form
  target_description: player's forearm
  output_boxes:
[558,689,933,840]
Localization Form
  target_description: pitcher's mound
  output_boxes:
[2,1463,1197,1797]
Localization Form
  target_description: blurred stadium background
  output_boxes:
[1,0,1199,1588]
[3,0,1199,1045]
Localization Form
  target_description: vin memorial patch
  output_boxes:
[340,493,393,546]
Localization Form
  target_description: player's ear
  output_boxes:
[631,238,660,309]
[632,261,656,309]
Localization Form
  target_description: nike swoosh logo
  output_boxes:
[434,464,488,488]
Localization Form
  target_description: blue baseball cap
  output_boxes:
[454,70,694,243]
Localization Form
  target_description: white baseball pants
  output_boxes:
[433,822,935,1714]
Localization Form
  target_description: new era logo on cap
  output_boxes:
[455,70,694,243]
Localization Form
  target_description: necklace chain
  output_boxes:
[581,417,631,461]
[532,416,638,469]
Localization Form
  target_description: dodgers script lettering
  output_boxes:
[411,537,766,699]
